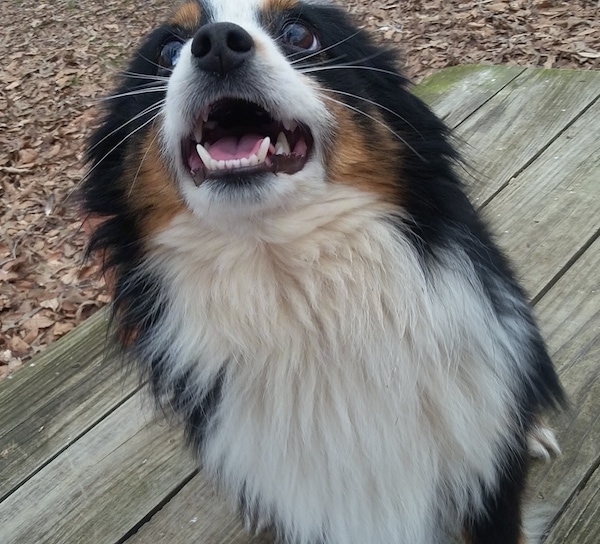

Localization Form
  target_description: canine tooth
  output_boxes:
[210,159,219,170]
[275,132,291,155]
[257,137,270,164]
[249,154,259,166]
[196,143,213,169]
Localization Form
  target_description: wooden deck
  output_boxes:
[1,65,599,543]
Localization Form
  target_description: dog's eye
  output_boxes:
[158,41,183,73]
[281,22,319,51]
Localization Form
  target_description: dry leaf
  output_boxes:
[9,336,30,356]
[40,298,60,311]
[23,316,55,330]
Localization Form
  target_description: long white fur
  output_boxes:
[149,1,543,542]
[140,185,538,544]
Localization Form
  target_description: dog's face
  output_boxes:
[163,0,334,218]
[86,0,442,234]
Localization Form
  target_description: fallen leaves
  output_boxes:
[345,0,600,82]
[1,0,599,379]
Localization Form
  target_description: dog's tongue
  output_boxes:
[209,134,264,161]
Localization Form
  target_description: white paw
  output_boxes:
[528,421,561,461]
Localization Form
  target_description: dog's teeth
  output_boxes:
[196,143,212,169]
[275,132,291,155]
[283,120,297,132]
[257,137,270,163]
[240,157,250,167]
[283,119,297,132]
[249,154,259,166]
[216,159,226,170]
[226,159,242,169]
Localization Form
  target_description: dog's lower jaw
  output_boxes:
[177,159,331,230]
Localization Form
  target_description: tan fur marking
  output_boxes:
[126,128,187,237]
[262,0,299,11]
[170,1,201,30]
[326,96,403,201]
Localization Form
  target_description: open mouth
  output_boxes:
[184,98,313,185]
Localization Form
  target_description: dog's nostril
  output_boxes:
[191,22,255,76]
[226,29,253,53]
[195,34,212,58]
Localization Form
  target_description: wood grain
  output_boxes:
[456,69,600,205]
[545,466,600,544]
[0,310,139,501]
[482,95,600,300]
[0,390,197,544]
[414,65,525,128]
[527,238,600,538]
[128,471,275,544]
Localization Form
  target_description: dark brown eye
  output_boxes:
[281,22,319,51]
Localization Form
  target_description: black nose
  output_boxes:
[191,22,255,75]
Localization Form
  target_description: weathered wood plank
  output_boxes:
[546,465,600,544]
[527,238,600,537]
[0,310,138,502]
[0,390,197,544]
[414,64,525,127]
[456,69,600,205]
[127,472,273,544]
[482,95,600,300]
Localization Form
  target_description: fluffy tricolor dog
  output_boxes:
[81,1,565,542]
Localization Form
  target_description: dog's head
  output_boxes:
[84,0,455,235]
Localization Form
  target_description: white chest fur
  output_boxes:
[145,187,524,544]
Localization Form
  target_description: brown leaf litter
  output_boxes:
[1,0,598,379]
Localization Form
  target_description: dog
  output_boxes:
[81,1,565,542]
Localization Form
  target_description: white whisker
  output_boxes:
[128,129,161,198]
[289,30,362,65]
[322,94,424,161]
[119,71,170,82]
[301,64,406,81]
[89,101,165,153]
[324,89,423,139]
[67,108,164,201]
[100,86,168,102]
